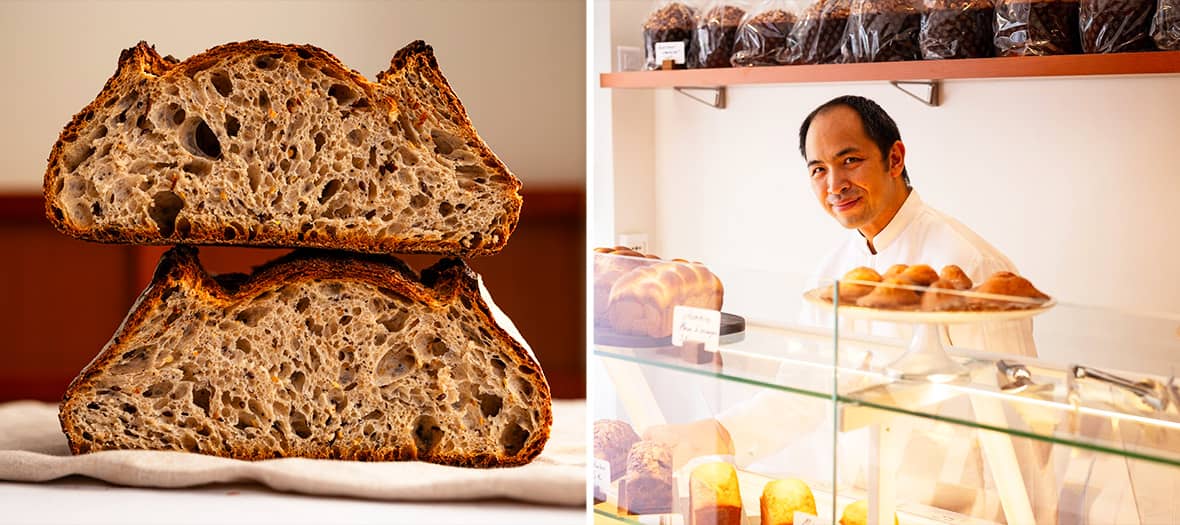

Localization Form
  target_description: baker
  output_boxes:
[645,95,1055,521]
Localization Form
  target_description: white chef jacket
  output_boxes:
[718,190,1055,522]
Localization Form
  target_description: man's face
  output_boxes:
[805,106,905,235]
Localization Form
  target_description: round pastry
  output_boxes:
[898,264,939,287]
[690,462,742,525]
[939,264,973,290]
[969,271,1050,310]
[839,499,898,525]
[820,266,884,302]
[761,478,817,525]
[593,419,640,481]
[920,279,968,311]
[882,264,909,280]
[855,278,920,309]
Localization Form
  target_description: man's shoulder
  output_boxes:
[915,203,1017,272]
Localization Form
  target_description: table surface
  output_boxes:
[1,476,587,525]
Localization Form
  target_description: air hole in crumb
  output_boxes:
[182,159,211,176]
[427,338,447,357]
[410,194,428,209]
[328,84,358,106]
[235,305,270,327]
[253,55,278,70]
[290,411,312,439]
[224,226,237,240]
[149,191,185,237]
[193,387,212,416]
[179,117,222,159]
[235,338,251,353]
[438,202,453,217]
[347,128,366,147]
[412,415,443,455]
[225,115,240,137]
[374,343,416,386]
[258,91,270,110]
[290,371,306,391]
[314,132,326,153]
[500,422,529,456]
[319,179,341,204]
[378,311,410,332]
[295,297,310,313]
[121,403,137,414]
[169,104,186,126]
[210,71,233,96]
[478,394,503,418]
[296,48,312,59]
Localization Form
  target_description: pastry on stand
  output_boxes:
[760,478,818,525]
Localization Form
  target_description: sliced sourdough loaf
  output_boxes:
[59,246,551,466]
[44,40,521,256]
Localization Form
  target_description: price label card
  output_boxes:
[794,512,822,525]
[654,41,686,65]
[672,306,720,351]
[593,457,611,492]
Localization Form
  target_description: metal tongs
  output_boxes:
[996,360,1053,395]
[1068,365,1176,413]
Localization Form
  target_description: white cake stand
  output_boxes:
[804,288,1056,382]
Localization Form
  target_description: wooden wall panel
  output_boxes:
[0,191,585,401]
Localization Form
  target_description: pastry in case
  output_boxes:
[690,462,743,525]
[761,478,818,524]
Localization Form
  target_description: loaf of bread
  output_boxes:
[839,499,898,525]
[593,246,661,323]
[690,462,743,525]
[619,440,674,513]
[44,40,521,257]
[606,260,724,338]
[760,478,817,525]
[59,246,551,466]
[593,419,640,480]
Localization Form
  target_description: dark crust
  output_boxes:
[43,40,522,257]
[58,246,552,467]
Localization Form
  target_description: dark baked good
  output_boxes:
[920,278,969,311]
[44,40,521,257]
[1080,0,1156,53]
[995,0,1082,56]
[898,263,939,287]
[594,419,641,481]
[606,260,725,338]
[690,462,743,525]
[920,0,996,59]
[620,440,674,514]
[593,246,661,324]
[855,277,921,308]
[968,271,1051,310]
[693,4,749,68]
[645,2,698,70]
[761,478,818,524]
[732,9,799,66]
[843,0,925,62]
[939,264,973,290]
[781,0,853,64]
[59,246,552,466]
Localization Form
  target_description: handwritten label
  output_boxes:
[672,306,720,351]
[794,512,822,525]
[654,41,686,65]
[593,457,611,495]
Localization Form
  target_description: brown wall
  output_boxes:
[0,191,584,401]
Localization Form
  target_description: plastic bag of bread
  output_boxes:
[994,0,1082,56]
[780,0,853,63]
[842,0,925,62]
[644,0,699,70]
[1079,0,1156,52]
[919,0,996,59]
[1155,0,1180,49]
[691,0,751,67]
[730,0,801,66]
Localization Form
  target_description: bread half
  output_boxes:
[44,40,521,256]
[59,246,551,466]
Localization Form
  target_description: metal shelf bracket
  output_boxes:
[890,80,941,107]
[674,86,727,109]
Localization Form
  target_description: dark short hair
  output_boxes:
[798,95,910,186]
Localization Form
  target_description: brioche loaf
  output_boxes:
[690,462,743,525]
[59,246,551,466]
[44,40,521,256]
[593,246,661,323]
[606,260,724,338]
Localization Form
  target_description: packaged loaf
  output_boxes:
[692,1,751,67]
[1155,0,1180,49]
[919,0,996,59]
[781,0,853,63]
[731,0,800,66]
[645,1,699,70]
[843,0,925,62]
[1079,0,1157,53]
[994,0,1082,56]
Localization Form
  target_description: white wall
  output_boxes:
[0,0,585,191]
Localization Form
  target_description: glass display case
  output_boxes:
[591,252,1180,525]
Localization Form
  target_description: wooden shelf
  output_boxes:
[600,51,1180,88]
